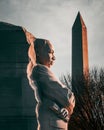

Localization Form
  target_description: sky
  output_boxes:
[0,0,104,78]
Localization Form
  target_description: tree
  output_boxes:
[60,68,104,130]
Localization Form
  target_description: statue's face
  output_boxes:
[38,41,55,68]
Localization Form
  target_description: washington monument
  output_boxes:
[72,12,89,83]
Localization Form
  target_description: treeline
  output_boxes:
[60,67,104,130]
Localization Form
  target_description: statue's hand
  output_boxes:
[58,108,70,122]
[49,103,70,122]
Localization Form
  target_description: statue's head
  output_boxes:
[34,39,55,68]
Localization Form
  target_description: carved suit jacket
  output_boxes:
[30,64,74,130]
